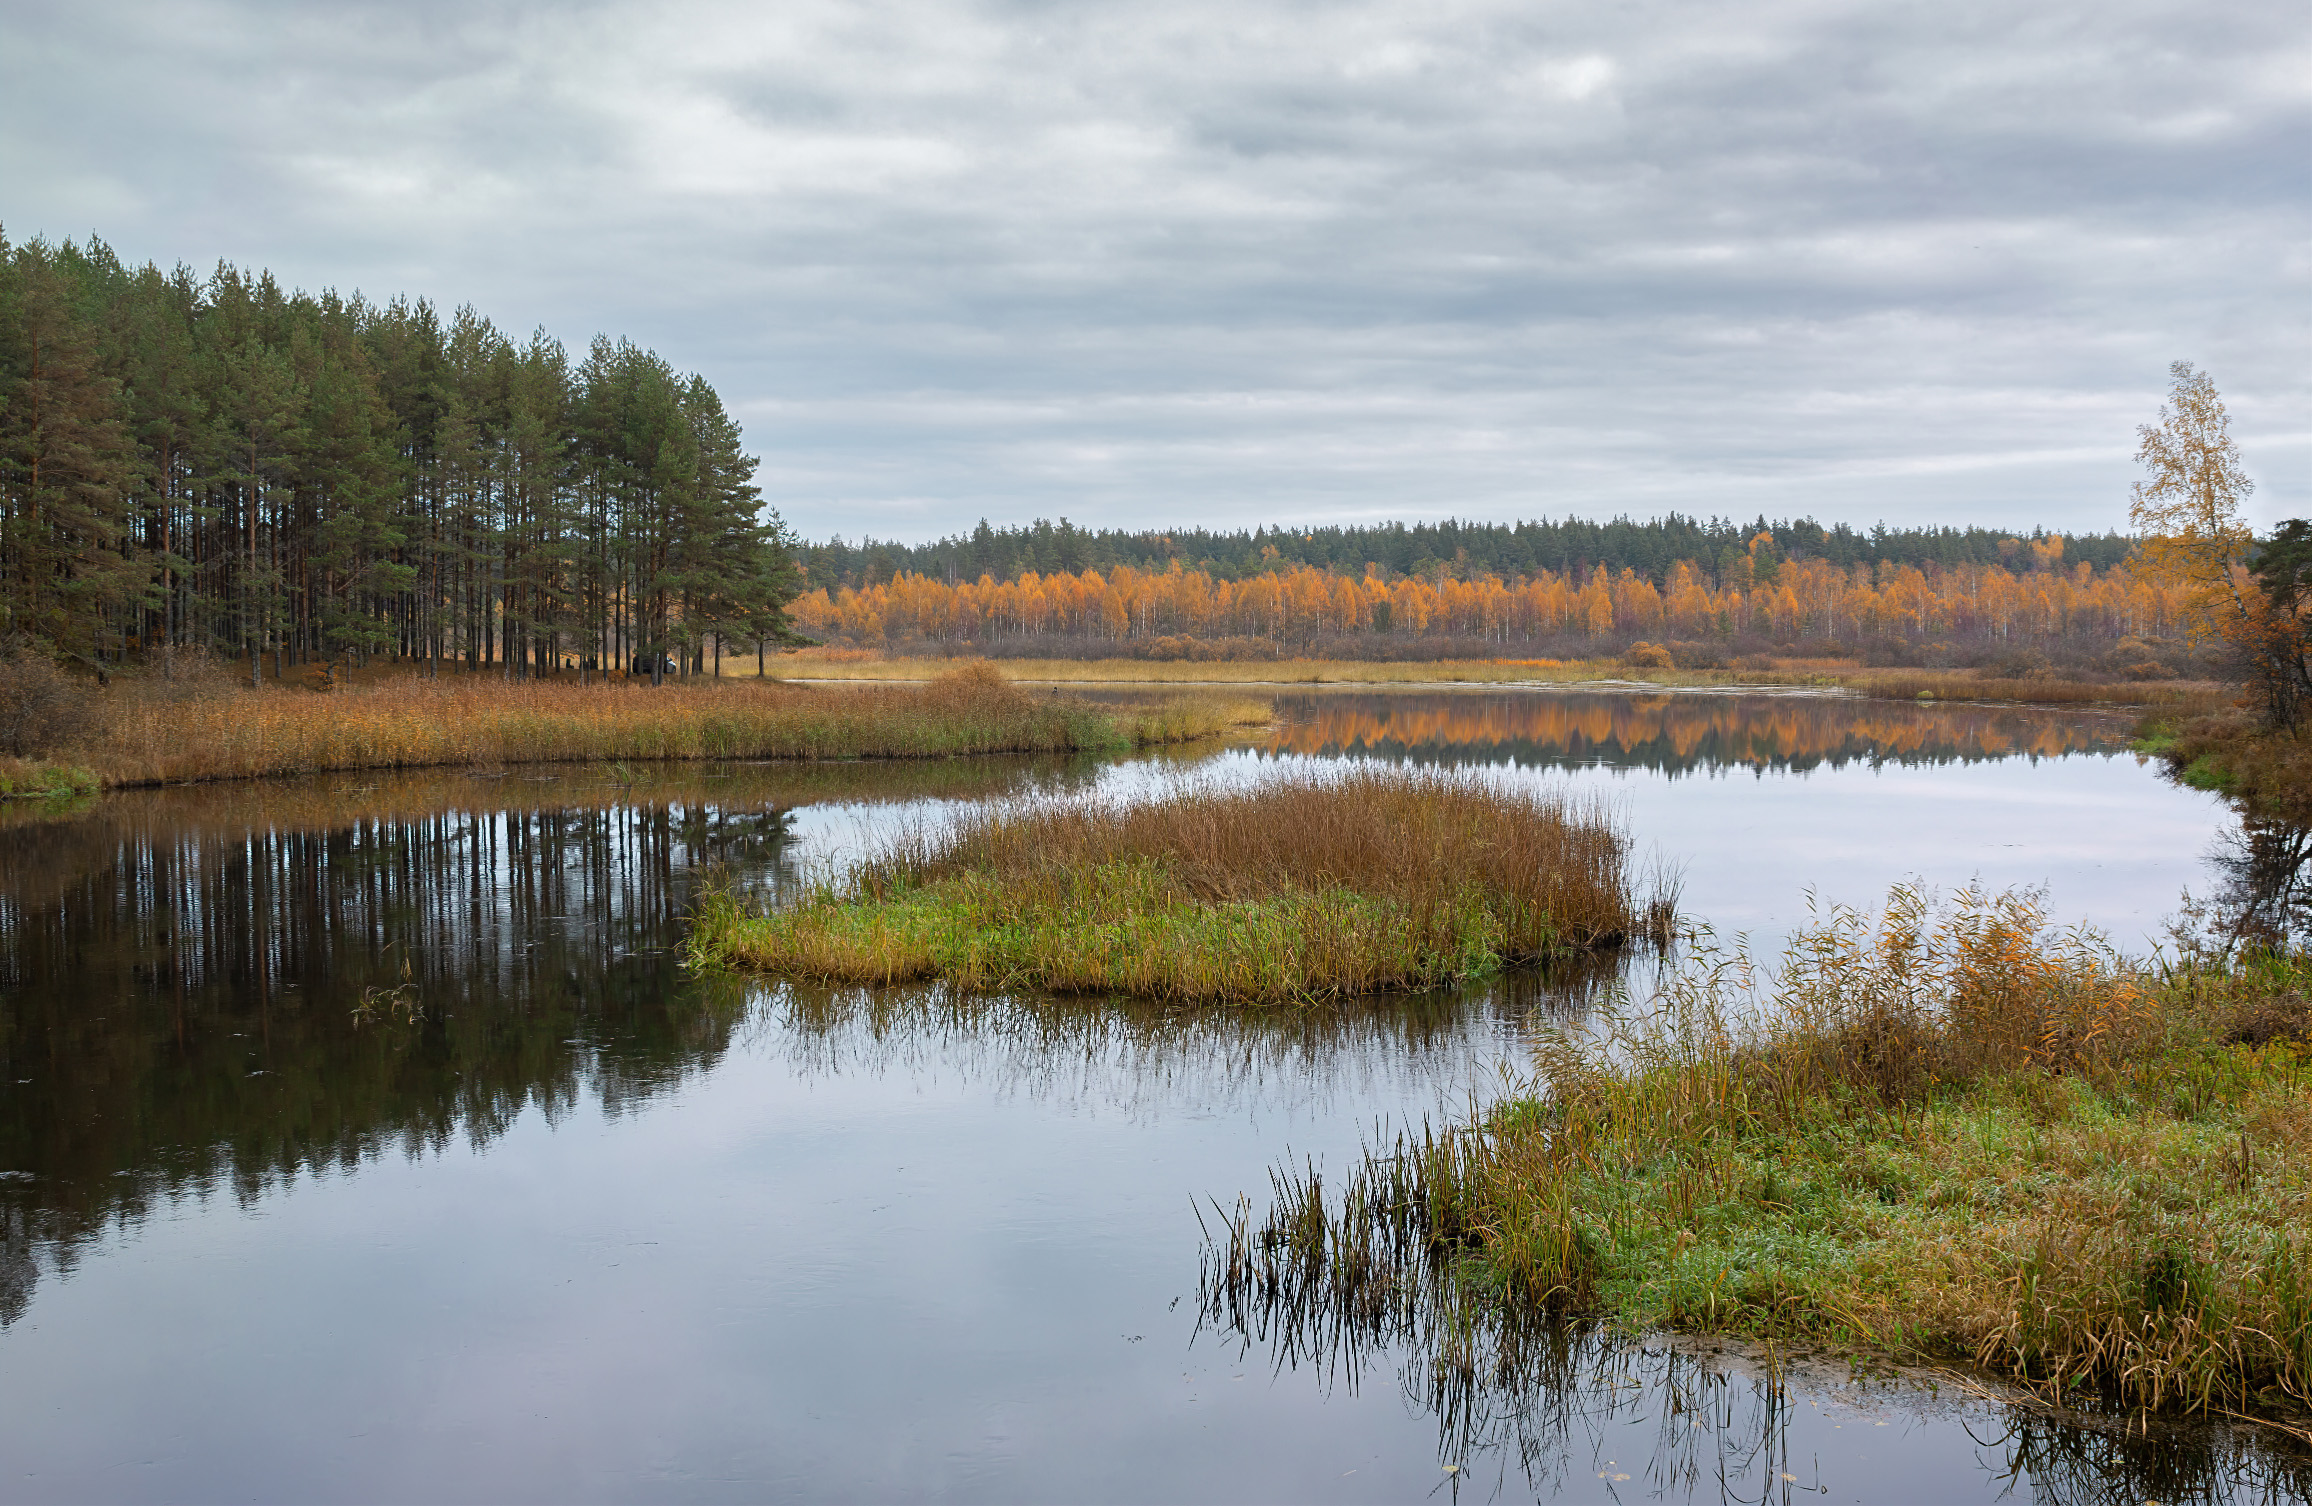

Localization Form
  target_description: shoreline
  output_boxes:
[768,654,2219,709]
[7,670,1272,795]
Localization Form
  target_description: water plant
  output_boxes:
[690,766,1673,1004]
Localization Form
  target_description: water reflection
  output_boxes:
[0,699,2294,1500]
[1198,1228,2312,1505]
[0,755,1610,1337]
[755,963,1617,1123]
[1262,689,2128,772]
[0,757,1122,1328]
[2205,817,2312,952]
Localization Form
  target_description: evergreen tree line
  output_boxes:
[801,514,2135,595]
[0,232,803,685]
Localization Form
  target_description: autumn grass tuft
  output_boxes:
[65,664,1262,786]
[0,757,100,800]
[689,766,1666,1004]
[1207,884,2312,1424]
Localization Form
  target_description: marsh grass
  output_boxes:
[691,767,1667,1003]
[1207,884,2312,1423]
[1847,669,2221,710]
[66,664,1260,786]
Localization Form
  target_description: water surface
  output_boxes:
[1,690,2299,1503]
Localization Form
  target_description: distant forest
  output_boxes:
[792,517,2180,665]
[0,232,801,681]
[799,515,2136,592]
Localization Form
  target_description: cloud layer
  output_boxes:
[6,0,2306,538]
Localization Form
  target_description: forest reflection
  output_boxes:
[0,755,1111,1325]
[1261,689,2130,773]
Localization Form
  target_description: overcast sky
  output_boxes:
[5,0,2305,542]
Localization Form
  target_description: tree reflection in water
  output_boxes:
[2204,816,2312,953]
[1259,689,2132,775]
[0,757,1098,1327]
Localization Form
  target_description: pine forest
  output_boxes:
[0,232,802,683]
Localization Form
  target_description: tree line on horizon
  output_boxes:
[788,539,2200,664]
[0,231,804,685]
[797,513,2136,595]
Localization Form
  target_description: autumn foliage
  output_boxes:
[788,546,2191,654]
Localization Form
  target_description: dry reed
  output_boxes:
[66,664,1260,786]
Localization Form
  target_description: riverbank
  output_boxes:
[2138,709,2312,824]
[688,767,1672,1003]
[40,666,1270,787]
[767,650,2216,709]
[1210,884,2312,1426]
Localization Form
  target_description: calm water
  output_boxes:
[1,690,2302,1503]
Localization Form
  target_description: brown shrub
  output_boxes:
[0,648,93,757]
[2223,991,2311,1046]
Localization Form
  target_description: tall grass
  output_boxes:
[1848,669,2221,709]
[692,767,1671,1003]
[1207,885,2312,1421]
[68,665,1262,786]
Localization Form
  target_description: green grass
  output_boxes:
[690,766,1667,1004]
[1208,886,2312,1423]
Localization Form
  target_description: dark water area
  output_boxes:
[0,692,2304,1502]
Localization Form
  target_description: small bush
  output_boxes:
[0,648,92,757]
[1665,641,1727,670]
[1621,641,1674,670]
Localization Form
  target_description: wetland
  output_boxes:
[1,688,2305,1503]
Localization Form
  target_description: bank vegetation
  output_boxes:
[0,657,1265,789]
[1206,884,2312,1426]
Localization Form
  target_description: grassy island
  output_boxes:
[688,767,1671,1003]
[1208,885,2312,1425]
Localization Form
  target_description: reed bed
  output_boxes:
[1846,669,2222,709]
[691,767,1670,1004]
[1206,884,2312,1424]
[67,665,1261,786]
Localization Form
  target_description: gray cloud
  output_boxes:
[6,0,2305,539]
